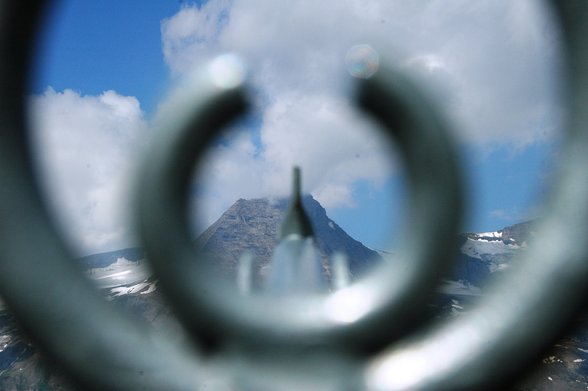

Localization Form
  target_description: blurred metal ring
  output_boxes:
[137,55,463,349]
[0,1,205,390]
[364,2,588,389]
[0,0,586,390]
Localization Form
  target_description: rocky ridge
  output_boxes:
[2,210,587,390]
[449,221,535,289]
[196,195,382,280]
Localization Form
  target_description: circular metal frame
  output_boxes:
[364,3,588,389]
[0,0,587,390]
[136,58,463,349]
[0,1,204,390]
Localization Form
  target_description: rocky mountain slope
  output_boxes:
[432,222,588,390]
[446,221,534,289]
[1,205,587,390]
[196,195,382,280]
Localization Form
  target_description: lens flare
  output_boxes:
[209,53,247,89]
[345,44,380,79]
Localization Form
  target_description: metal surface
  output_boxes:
[0,0,586,390]
[138,48,463,351]
[0,1,206,390]
[264,167,327,295]
[364,3,588,389]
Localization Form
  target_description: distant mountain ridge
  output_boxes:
[449,221,535,288]
[5,211,585,390]
[76,204,535,292]
[196,195,382,280]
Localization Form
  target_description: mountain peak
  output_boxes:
[279,166,314,240]
[196,196,381,281]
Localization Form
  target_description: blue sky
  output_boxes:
[29,0,564,255]
[33,1,179,113]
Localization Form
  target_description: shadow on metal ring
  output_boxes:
[0,0,586,390]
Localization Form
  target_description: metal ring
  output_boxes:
[1,0,587,389]
[0,1,204,390]
[364,2,588,389]
[137,56,463,349]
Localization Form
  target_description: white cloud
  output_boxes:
[161,0,233,76]
[25,1,563,254]
[191,92,397,230]
[29,88,146,255]
[191,96,396,227]
[162,0,563,143]
[162,0,563,228]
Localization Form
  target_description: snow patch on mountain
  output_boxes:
[476,230,503,239]
[86,256,152,290]
[460,233,523,274]
[108,280,157,298]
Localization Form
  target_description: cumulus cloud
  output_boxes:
[28,1,564,253]
[29,88,146,255]
[162,0,563,227]
[162,0,563,142]
[162,0,233,76]
[192,94,397,229]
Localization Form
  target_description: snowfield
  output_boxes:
[86,257,152,290]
